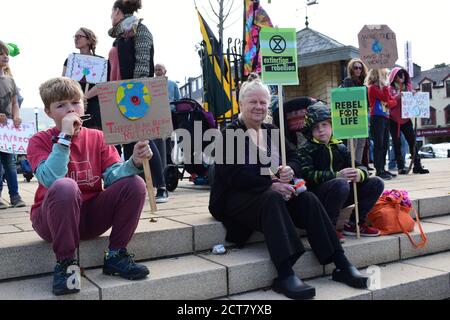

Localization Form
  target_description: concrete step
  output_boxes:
[227,252,450,300]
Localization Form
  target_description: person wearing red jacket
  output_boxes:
[366,69,397,180]
[388,67,429,174]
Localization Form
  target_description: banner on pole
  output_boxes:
[260,27,299,85]
[331,87,369,139]
[0,120,36,154]
[96,77,173,145]
[402,92,430,119]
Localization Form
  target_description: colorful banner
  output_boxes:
[402,92,430,118]
[331,87,369,139]
[96,77,173,145]
[260,27,299,85]
[243,0,273,76]
[0,120,36,154]
[65,53,108,84]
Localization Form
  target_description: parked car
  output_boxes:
[418,143,450,158]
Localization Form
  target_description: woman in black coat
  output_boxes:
[209,74,369,300]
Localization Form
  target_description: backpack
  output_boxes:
[367,189,427,249]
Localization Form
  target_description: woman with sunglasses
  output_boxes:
[341,59,373,171]
[388,68,429,174]
[62,28,104,130]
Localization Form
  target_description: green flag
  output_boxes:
[330,87,369,139]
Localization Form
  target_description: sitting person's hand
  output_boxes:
[337,168,361,183]
[131,140,153,168]
[278,166,294,184]
[271,181,295,201]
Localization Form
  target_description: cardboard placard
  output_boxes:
[260,27,299,85]
[358,25,398,69]
[97,77,173,145]
[331,87,369,139]
[402,92,430,119]
[0,120,36,154]
[65,53,108,84]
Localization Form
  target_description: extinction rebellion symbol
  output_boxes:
[269,35,286,54]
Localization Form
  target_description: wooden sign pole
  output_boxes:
[350,138,361,239]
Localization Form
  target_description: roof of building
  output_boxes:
[296,27,359,67]
[412,65,450,88]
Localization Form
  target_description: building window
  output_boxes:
[446,105,450,124]
[421,82,432,99]
[446,80,450,98]
[421,106,436,126]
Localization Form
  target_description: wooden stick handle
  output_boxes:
[143,159,157,213]
[350,138,360,238]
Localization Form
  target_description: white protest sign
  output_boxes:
[65,53,108,84]
[0,120,36,154]
[402,92,430,119]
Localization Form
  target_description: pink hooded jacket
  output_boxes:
[388,67,413,128]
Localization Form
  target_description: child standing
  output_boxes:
[298,103,384,242]
[28,77,152,296]
[0,40,26,209]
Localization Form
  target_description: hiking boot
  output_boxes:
[343,222,381,237]
[155,188,169,204]
[0,199,9,210]
[103,248,149,280]
[10,195,26,208]
[398,168,408,175]
[336,230,346,243]
[53,259,81,296]
[376,171,392,180]
[413,166,430,174]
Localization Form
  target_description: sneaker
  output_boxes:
[155,188,169,203]
[376,171,392,180]
[336,230,346,243]
[385,171,397,178]
[53,259,81,296]
[10,195,26,208]
[103,248,149,280]
[413,166,430,174]
[398,168,408,175]
[0,199,9,210]
[343,222,381,237]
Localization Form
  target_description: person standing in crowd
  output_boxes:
[0,40,26,209]
[366,69,397,180]
[154,63,180,169]
[108,0,169,203]
[388,67,429,174]
[341,58,372,170]
[63,28,104,130]
[298,103,384,243]
[209,74,369,300]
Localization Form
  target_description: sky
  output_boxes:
[1,0,449,111]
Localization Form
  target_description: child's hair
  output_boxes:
[39,77,84,110]
[0,40,9,55]
[113,0,142,14]
[365,68,389,86]
[77,27,98,55]
[239,73,270,102]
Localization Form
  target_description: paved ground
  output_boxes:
[0,158,449,235]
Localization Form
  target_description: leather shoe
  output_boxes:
[332,266,368,289]
[273,275,316,300]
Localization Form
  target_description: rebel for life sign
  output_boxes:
[0,120,36,154]
[97,77,173,145]
[260,27,299,85]
[402,92,430,118]
[331,87,369,139]
[358,25,398,69]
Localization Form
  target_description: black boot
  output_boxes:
[273,275,316,300]
[332,266,368,289]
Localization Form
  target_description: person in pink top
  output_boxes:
[28,77,153,296]
[388,67,429,174]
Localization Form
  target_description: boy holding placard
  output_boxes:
[298,103,384,242]
[27,77,152,296]
[0,40,26,209]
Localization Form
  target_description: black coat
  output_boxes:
[209,118,302,245]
